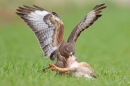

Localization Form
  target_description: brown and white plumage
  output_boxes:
[16,5,64,58]
[16,4,107,68]
[67,3,106,43]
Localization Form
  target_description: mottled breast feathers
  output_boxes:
[16,5,64,57]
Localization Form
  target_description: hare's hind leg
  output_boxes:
[49,64,75,73]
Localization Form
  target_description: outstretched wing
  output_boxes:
[67,3,107,43]
[16,5,64,58]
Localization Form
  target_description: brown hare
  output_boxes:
[49,55,96,79]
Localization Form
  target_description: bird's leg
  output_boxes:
[55,52,67,68]
[49,64,75,73]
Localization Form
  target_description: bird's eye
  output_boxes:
[65,48,69,52]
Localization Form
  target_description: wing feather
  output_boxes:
[16,5,64,58]
[67,3,107,43]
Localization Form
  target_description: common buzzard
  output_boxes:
[16,3,107,68]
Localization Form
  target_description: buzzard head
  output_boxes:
[59,42,75,58]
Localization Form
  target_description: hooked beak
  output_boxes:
[70,52,73,56]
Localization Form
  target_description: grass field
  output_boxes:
[0,2,130,86]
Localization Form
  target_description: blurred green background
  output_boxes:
[0,0,130,86]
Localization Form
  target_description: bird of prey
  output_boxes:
[16,3,107,68]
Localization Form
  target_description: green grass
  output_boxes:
[0,3,130,86]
